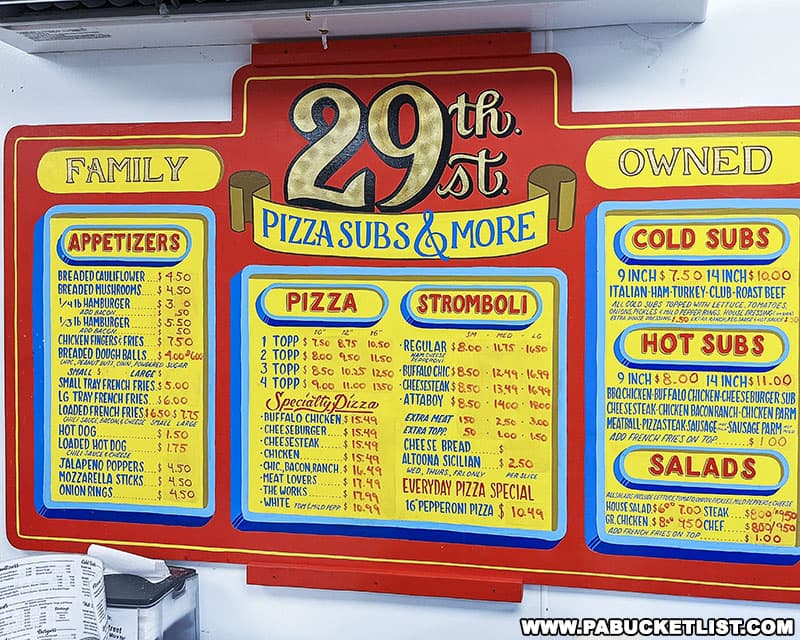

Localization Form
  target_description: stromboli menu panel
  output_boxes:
[233,267,566,546]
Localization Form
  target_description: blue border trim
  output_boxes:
[613,323,789,373]
[613,216,789,266]
[231,266,568,548]
[36,205,216,526]
[400,285,542,330]
[586,199,800,564]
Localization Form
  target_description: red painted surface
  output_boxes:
[6,34,800,602]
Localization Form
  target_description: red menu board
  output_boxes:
[6,33,800,603]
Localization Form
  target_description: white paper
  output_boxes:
[0,554,108,640]
[87,545,170,582]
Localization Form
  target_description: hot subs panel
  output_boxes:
[6,34,800,603]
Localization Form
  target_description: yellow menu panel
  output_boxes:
[590,201,800,558]
[40,205,214,522]
[233,267,566,546]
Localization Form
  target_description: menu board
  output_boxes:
[8,34,800,603]
[37,205,214,523]
[588,200,799,559]
[232,267,565,546]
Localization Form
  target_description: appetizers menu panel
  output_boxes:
[37,205,214,523]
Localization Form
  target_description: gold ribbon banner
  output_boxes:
[229,166,575,260]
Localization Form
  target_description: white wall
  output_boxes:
[2,1,800,638]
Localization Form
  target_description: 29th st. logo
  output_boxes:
[229,81,576,260]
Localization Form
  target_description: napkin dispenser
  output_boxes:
[105,566,199,640]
